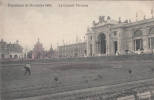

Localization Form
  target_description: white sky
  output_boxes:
[0,0,154,50]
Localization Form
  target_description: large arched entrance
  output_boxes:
[14,55,18,59]
[98,33,106,54]
[133,30,143,51]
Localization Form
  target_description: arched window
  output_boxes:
[149,27,154,34]
[98,33,106,40]
[14,55,18,59]
[134,30,143,37]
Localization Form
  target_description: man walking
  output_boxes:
[24,63,31,75]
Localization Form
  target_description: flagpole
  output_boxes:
[151,7,154,18]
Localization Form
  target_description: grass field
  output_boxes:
[1,55,154,100]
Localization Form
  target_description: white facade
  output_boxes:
[0,40,23,59]
[86,17,154,56]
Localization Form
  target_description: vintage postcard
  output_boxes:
[1,0,154,100]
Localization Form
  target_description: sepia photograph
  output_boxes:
[1,0,154,100]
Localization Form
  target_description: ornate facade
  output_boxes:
[0,39,23,59]
[32,39,45,59]
[86,16,154,56]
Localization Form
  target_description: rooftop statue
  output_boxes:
[99,16,105,23]
[107,16,111,20]
[119,17,121,23]
[93,20,97,26]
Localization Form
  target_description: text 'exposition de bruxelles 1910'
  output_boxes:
[7,3,88,8]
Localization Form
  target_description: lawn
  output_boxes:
[1,55,154,99]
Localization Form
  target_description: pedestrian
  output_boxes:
[24,63,31,75]
[128,69,132,74]
[54,76,58,82]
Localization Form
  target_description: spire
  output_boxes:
[136,12,138,21]
[50,44,53,51]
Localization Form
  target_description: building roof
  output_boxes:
[0,39,23,53]
[112,18,154,29]
[58,42,86,48]
[88,17,154,32]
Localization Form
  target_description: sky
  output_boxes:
[0,0,154,51]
